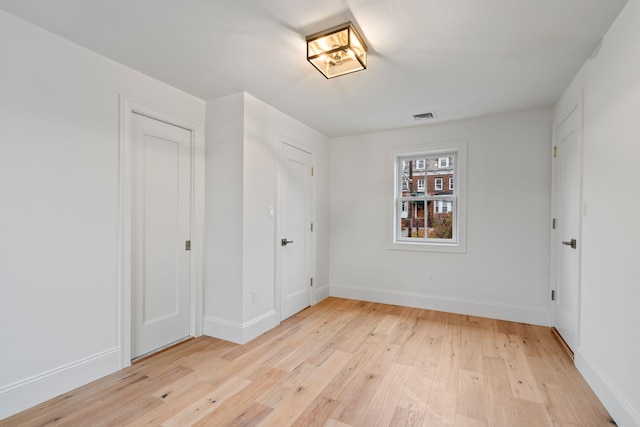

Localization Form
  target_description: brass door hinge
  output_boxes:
[553,146,557,158]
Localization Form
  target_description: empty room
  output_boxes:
[1,1,639,426]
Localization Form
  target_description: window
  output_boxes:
[434,200,452,214]
[434,178,443,191]
[390,140,467,253]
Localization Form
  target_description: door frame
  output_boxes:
[550,93,583,346]
[275,136,316,321]
[118,96,205,368]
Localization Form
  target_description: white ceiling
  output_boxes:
[0,0,628,137]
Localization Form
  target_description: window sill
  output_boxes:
[388,240,466,254]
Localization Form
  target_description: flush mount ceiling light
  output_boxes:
[306,22,367,79]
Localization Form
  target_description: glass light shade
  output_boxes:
[306,22,367,79]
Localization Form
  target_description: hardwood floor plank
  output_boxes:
[321,331,384,400]
[161,375,250,426]
[128,381,216,425]
[255,363,316,408]
[290,395,340,427]
[455,369,487,422]
[329,370,385,425]
[390,407,424,427]
[482,356,513,406]
[504,348,544,403]
[367,363,413,427]
[423,389,457,426]
[0,298,614,427]
[396,358,434,414]
[194,368,286,426]
[258,350,352,426]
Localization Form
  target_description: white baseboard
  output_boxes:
[575,351,640,427]
[0,347,120,420]
[203,310,278,344]
[330,284,550,326]
[314,284,330,304]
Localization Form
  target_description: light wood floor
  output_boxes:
[2,298,615,426]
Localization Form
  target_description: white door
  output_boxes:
[131,113,191,358]
[553,105,581,352]
[279,142,313,321]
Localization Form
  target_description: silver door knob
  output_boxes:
[281,239,294,246]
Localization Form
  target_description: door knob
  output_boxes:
[562,239,577,249]
[281,238,294,246]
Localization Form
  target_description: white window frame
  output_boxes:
[415,159,425,170]
[438,157,450,168]
[417,178,425,191]
[388,140,467,253]
[434,178,443,191]
[449,177,454,190]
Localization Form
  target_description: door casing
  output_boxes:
[118,97,205,368]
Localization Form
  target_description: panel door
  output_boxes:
[554,106,581,352]
[279,142,313,321]
[131,112,191,358]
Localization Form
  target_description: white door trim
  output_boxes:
[275,136,316,322]
[118,96,205,368]
[550,93,583,345]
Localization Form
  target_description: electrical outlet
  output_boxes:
[251,290,258,304]
[426,272,434,284]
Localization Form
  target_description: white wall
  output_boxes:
[554,1,640,425]
[204,93,245,325]
[0,11,205,419]
[204,92,330,344]
[330,109,553,325]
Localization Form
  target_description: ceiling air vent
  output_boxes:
[413,111,436,121]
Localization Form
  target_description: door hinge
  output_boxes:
[311,222,314,232]
[553,146,557,158]
[552,218,556,229]
[551,290,556,301]
[311,167,314,176]
[185,240,191,251]
[310,278,313,287]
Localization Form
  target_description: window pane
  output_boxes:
[428,212,453,239]
[400,200,425,238]
[426,199,454,239]
[400,157,426,195]
[401,154,455,196]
